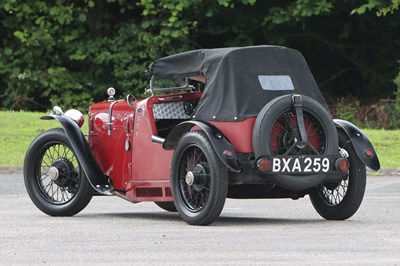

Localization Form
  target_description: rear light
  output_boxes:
[223,149,233,158]
[364,149,373,157]
[256,158,271,173]
[335,158,349,173]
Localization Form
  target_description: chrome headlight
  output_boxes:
[64,109,85,128]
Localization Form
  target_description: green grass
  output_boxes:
[0,111,88,167]
[0,111,399,168]
[363,129,400,169]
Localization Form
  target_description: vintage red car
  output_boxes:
[24,46,380,225]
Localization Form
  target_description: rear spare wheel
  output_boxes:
[252,94,338,191]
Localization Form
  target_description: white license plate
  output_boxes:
[270,156,333,174]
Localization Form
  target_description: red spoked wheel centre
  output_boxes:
[271,111,325,155]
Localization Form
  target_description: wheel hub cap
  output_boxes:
[49,166,59,181]
[185,171,195,185]
[49,158,77,187]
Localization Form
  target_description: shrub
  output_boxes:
[331,96,399,130]
[331,96,362,125]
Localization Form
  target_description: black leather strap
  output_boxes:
[291,94,308,143]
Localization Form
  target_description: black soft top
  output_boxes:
[149,45,328,121]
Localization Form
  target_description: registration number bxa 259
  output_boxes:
[266,156,338,174]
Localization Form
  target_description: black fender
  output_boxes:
[334,119,380,171]
[41,114,113,195]
[163,121,241,172]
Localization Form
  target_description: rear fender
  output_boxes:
[163,121,241,172]
[334,119,380,171]
[41,114,113,195]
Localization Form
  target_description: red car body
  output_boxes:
[88,91,257,202]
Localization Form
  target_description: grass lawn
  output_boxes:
[363,129,400,169]
[0,111,88,167]
[0,111,399,168]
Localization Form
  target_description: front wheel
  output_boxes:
[309,129,366,220]
[24,128,93,216]
[170,131,228,225]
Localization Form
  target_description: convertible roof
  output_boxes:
[149,45,328,121]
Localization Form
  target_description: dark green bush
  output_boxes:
[393,68,400,128]
[0,0,399,118]
[331,97,362,125]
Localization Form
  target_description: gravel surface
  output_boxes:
[0,173,399,265]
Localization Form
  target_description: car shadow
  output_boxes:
[77,211,339,226]
[215,216,328,226]
[78,211,179,222]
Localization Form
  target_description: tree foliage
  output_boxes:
[0,0,399,124]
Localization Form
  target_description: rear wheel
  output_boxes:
[309,130,366,220]
[170,131,228,225]
[24,128,92,216]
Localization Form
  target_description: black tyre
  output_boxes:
[24,128,93,216]
[309,129,366,220]
[170,131,228,225]
[252,94,338,190]
[154,202,177,212]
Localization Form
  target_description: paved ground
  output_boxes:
[1,173,399,265]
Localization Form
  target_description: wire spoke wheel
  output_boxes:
[252,94,338,191]
[170,131,227,225]
[319,178,349,206]
[310,130,366,220]
[178,146,211,212]
[24,128,93,216]
[271,111,325,156]
[37,142,80,205]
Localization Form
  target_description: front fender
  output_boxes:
[163,121,241,172]
[334,119,380,171]
[41,114,113,195]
